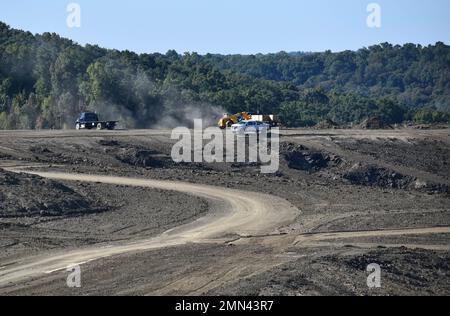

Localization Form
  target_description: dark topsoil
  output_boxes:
[206,247,450,296]
[0,169,101,218]
[3,133,448,227]
[0,129,449,296]
[9,244,448,296]
[337,138,450,180]
[0,166,209,262]
[16,133,450,194]
[280,141,450,195]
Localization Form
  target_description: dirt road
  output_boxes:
[1,170,448,291]
[0,127,448,140]
[0,170,300,287]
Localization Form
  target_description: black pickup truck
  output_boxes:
[75,112,118,130]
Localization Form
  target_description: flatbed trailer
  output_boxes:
[75,112,118,130]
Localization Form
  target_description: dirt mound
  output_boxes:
[98,139,120,147]
[207,247,450,296]
[281,143,342,172]
[116,148,170,168]
[344,164,414,189]
[414,180,450,195]
[343,164,450,194]
[357,117,393,130]
[410,124,449,130]
[0,169,100,218]
[344,248,450,294]
[337,139,450,180]
[30,145,53,154]
[96,140,172,169]
[315,119,339,129]
[0,152,13,160]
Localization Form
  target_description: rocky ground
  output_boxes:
[0,127,449,296]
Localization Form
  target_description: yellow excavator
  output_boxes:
[218,112,252,129]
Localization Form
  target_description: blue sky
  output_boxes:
[0,0,449,54]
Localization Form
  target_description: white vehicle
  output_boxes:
[231,120,271,135]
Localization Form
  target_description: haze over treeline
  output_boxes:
[0,21,449,129]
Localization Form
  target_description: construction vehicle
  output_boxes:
[75,112,118,130]
[251,114,280,128]
[218,112,252,129]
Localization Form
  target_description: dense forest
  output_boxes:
[204,44,450,111]
[0,21,449,129]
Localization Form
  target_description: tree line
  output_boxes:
[0,21,449,129]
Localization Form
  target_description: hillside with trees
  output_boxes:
[204,43,450,112]
[0,21,449,129]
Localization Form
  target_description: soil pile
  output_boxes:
[344,163,414,189]
[357,117,393,130]
[0,168,100,218]
[116,148,170,168]
[281,143,342,172]
[315,119,339,129]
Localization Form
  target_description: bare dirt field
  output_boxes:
[0,127,449,296]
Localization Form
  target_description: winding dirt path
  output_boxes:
[1,169,448,292]
[0,171,300,287]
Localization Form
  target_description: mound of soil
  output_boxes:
[30,145,53,154]
[411,124,449,130]
[281,143,342,172]
[98,139,120,147]
[344,164,414,189]
[207,247,450,296]
[337,139,450,180]
[343,248,450,294]
[0,169,100,218]
[116,148,169,168]
[0,152,13,160]
[357,117,393,130]
[315,119,339,129]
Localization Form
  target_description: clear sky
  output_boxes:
[0,0,449,54]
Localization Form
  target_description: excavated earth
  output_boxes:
[0,127,449,296]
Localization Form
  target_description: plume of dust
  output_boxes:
[90,101,136,129]
[153,102,226,129]
[82,65,227,129]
